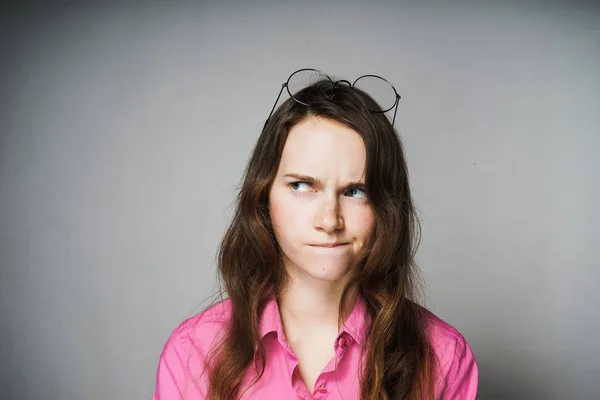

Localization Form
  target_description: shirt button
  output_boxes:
[338,337,347,348]
[315,384,327,393]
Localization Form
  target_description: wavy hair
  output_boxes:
[205,80,437,399]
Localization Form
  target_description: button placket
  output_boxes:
[334,334,349,359]
[314,382,328,394]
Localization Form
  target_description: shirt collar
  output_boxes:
[340,294,370,345]
[258,293,370,345]
[258,295,287,345]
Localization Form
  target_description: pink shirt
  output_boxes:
[152,296,478,399]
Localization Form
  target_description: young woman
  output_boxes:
[152,69,478,399]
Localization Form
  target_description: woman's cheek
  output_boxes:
[270,198,294,233]
[269,201,284,231]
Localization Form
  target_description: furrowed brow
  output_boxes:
[283,173,322,184]
[283,173,365,187]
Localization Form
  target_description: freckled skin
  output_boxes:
[268,117,375,285]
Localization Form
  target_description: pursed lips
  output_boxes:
[309,242,348,248]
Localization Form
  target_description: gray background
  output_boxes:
[1,1,598,399]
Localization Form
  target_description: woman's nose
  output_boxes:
[313,199,344,233]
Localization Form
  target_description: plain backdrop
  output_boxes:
[1,1,598,399]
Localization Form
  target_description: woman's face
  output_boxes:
[268,116,375,284]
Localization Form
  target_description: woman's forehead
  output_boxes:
[278,117,367,179]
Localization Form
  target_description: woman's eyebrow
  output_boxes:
[283,173,365,186]
[283,173,321,183]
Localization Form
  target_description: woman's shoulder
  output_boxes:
[420,306,469,348]
[153,298,233,399]
[167,297,233,351]
[418,306,479,398]
[419,305,476,365]
[181,297,233,330]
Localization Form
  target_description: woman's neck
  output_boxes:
[277,276,357,332]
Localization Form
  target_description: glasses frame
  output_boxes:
[266,68,401,125]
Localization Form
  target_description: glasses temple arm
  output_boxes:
[265,83,287,127]
[392,95,400,126]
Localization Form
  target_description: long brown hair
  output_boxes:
[205,80,437,399]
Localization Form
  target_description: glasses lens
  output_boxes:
[287,69,332,103]
[353,75,398,112]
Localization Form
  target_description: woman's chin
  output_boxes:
[304,264,353,283]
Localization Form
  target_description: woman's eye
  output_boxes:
[289,182,367,199]
[347,187,368,199]
[290,181,312,192]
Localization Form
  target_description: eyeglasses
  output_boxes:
[266,68,401,125]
